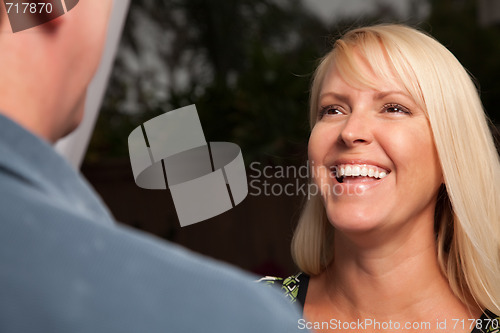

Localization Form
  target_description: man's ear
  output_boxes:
[3,0,79,33]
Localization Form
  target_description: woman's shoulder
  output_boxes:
[258,272,310,308]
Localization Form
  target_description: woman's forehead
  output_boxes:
[319,62,406,97]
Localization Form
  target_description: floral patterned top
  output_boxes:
[259,272,309,310]
[259,272,500,333]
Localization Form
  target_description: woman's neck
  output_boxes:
[305,221,481,331]
[329,236,449,317]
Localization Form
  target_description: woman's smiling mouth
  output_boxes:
[330,163,390,183]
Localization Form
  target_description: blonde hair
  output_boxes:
[291,24,500,313]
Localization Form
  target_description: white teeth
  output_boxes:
[352,166,361,176]
[332,164,389,180]
[345,165,352,176]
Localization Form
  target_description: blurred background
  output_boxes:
[81,0,500,278]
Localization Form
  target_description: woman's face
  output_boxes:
[308,64,443,237]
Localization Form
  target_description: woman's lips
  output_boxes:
[342,176,381,184]
[330,163,391,183]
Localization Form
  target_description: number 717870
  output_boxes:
[5,2,54,14]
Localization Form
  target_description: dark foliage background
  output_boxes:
[82,0,500,275]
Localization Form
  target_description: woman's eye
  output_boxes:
[319,105,343,118]
[383,103,411,115]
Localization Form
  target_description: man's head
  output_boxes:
[0,0,113,142]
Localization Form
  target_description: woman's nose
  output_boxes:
[338,111,373,147]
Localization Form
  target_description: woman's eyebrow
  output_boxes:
[319,91,410,103]
[375,90,409,100]
[318,92,351,104]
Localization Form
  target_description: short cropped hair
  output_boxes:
[292,24,500,313]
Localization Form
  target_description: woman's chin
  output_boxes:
[327,209,387,235]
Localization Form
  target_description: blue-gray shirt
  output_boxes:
[0,114,304,332]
